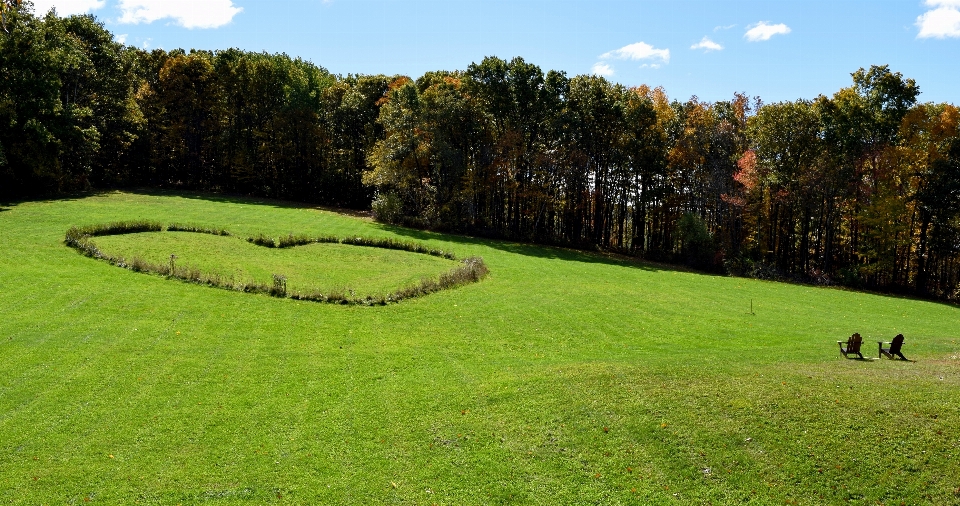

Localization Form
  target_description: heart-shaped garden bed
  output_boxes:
[64,221,488,305]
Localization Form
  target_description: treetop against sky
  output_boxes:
[24,0,960,104]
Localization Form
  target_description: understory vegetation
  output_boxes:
[1,191,958,504]
[1,6,958,300]
[64,221,484,305]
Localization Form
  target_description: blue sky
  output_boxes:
[29,0,960,104]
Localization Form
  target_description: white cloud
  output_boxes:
[116,33,128,44]
[640,64,662,70]
[714,24,736,31]
[691,36,723,52]
[600,42,670,63]
[118,0,242,29]
[917,5,960,38]
[591,62,615,77]
[744,21,791,42]
[30,0,104,16]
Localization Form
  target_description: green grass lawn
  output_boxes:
[1,190,958,505]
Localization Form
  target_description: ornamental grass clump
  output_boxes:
[129,256,149,273]
[271,274,287,297]
[65,221,163,250]
[240,281,271,295]
[324,287,351,304]
[313,235,341,244]
[276,234,315,248]
[167,223,231,236]
[340,236,456,260]
[247,234,276,248]
[442,256,489,285]
[65,234,103,258]
[81,220,163,237]
[391,256,489,300]
[178,265,204,283]
[293,288,346,304]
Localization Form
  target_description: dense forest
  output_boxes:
[2,6,959,300]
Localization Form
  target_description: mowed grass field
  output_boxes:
[1,191,958,505]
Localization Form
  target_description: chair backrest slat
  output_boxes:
[849,333,862,353]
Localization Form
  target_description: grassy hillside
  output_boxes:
[1,191,958,504]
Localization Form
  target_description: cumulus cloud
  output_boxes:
[917,1,960,38]
[600,41,670,63]
[118,0,242,29]
[30,0,104,16]
[744,21,791,42]
[591,62,615,77]
[691,36,723,52]
[116,33,128,44]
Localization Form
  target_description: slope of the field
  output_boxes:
[1,191,958,504]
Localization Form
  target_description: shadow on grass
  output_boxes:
[1,186,370,218]
[368,221,694,274]
[819,282,960,311]
[126,188,374,218]
[0,189,117,209]
[840,357,880,362]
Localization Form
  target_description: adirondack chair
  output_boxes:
[838,333,864,359]
[878,334,908,360]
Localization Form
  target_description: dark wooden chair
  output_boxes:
[878,334,908,360]
[838,333,864,359]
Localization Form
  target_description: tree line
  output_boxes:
[2,7,958,299]
[0,6,381,207]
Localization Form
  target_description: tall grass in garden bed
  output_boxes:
[339,236,457,259]
[262,232,456,259]
[167,223,231,236]
[64,220,163,247]
[64,222,487,304]
[293,256,489,305]
[275,233,340,248]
